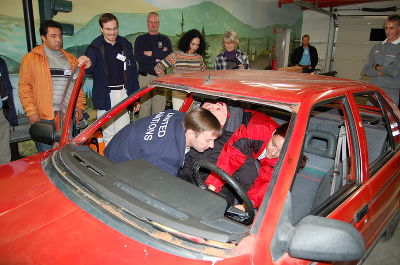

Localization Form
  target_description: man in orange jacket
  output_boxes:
[19,20,86,152]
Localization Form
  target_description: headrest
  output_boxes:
[303,130,337,159]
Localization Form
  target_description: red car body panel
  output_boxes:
[0,69,399,264]
[0,155,252,265]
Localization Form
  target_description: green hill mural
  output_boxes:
[0,1,302,72]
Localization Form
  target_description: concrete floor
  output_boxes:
[363,223,400,265]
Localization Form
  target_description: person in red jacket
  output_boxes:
[206,122,289,209]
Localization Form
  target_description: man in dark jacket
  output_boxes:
[135,12,172,118]
[78,13,140,145]
[104,108,222,176]
[290,34,318,73]
[0,57,18,165]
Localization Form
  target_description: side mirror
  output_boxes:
[29,120,60,145]
[287,216,365,262]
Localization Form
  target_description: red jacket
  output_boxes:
[205,112,278,207]
[247,157,277,207]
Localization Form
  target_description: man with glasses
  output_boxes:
[134,12,172,118]
[78,13,139,145]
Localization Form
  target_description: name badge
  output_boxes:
[116,53,126,62]
[64,69,72,76]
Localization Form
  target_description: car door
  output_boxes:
[351,92,400,246]
[269,96,371,264]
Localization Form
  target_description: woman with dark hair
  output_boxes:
[155,29,206,110]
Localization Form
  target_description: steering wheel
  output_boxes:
[191,160,255,225]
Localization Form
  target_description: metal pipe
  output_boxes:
[338,15,393,17]
[329,15,338,72]
[22,0,36,52]
[335,6,398,12]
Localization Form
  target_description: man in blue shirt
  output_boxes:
[105,108,222,176]
[290,34,318,73]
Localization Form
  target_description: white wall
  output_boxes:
[302,1,399,77]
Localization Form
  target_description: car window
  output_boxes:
[353,92,399,175]
[290,97,359,224]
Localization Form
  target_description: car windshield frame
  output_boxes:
[49,76,298,257]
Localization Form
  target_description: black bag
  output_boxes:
[225,58,242,70]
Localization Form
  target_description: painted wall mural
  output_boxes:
[1,0,302,117]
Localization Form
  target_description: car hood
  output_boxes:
[0,154,223,264]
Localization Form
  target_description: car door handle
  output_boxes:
[355,205,369,223]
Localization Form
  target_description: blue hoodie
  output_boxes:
[105,110,186,176]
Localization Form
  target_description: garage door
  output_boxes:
[334,16,386,80]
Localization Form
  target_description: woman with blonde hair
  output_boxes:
[214,30,249,70]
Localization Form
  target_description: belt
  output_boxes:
[109,84,125,90]
[139,72,147,76]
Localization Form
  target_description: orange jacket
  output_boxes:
[18,44,86,120]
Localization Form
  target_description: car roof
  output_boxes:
[152,70,375,105]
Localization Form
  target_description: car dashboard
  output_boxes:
[44,144,250,247]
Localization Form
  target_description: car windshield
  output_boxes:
[47,78,295,256]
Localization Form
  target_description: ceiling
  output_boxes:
[278,0,393,8]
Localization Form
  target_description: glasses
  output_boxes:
[147,21,160,24]
[103,27,118,32]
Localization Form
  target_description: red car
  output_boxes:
[1,67,399,264]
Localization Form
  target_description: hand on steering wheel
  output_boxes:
[191,160,255,225]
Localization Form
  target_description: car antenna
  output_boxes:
[204,74,212,85]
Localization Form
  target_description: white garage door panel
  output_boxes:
[334,16,386,80]
[335,58,366,80]
[336,43,373,59]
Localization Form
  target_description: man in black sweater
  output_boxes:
[135,12,172,118]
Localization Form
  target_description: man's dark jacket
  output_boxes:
[0,57,17,126]
[290,45,318,71]
[84,35,139,110]
[104,110,186,176]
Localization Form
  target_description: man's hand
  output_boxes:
[208,184,216,191]
[375,65,384,76]
[77,56,92,69]
[28,114,39,124]
[163,47,168,52]
[234,204,246,211]
[238,64,244,70]
[75,108,84,122]
[144,51,152,57]
[133,102,140,113]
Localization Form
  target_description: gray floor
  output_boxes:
[363,223,400,265]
